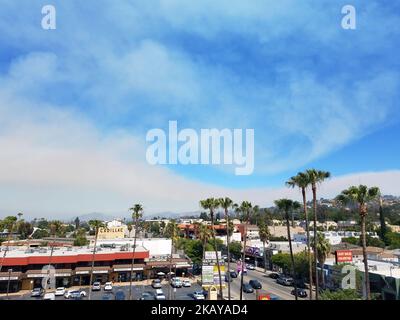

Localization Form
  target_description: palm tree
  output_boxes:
[311,233,331,289]
[274,199,301,301]
[0,216,18,273]
[236,201,253,301]
[128,204,143,300]
[305,169,330,299]
[165,220,180,300]
[200,198,223,299]
[286,172,313,299]
[378,196,387,244]
[17,212,23,220]
[43,220,63,296]
[88,219,106,300]
[219,197,234,300]
[336,185,380,300]
[197,223,211,260]
[258,221,270,273]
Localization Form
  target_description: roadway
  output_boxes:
[223,268,297,301]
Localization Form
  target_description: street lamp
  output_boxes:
[6,268,12,300]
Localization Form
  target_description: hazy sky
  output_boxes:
[0,1,399,218]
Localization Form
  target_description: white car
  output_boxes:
[182,280,191,287]
[43,293,55,300]
[193,291,205,300]
[155,289,166,300]
[55,287,66,296]
[104,282,113,291]
[64,290,87,299]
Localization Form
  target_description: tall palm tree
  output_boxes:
[197,223,211,260]
[378,196,387,244]
[88,219,106,300]
[219,197,234,300]
[274,199,301,301]
[128,204,143,300]
[165,220,180,300]
[17,212,23,220]
[286,172,313,299]
[43,220,63,296]
[236,201,252,301]
[200,198,223,299]
[311,232,331,289]
[258,221,270,273]
[305,169,330,299]
[0,216,17,273]
[336,185,380,300]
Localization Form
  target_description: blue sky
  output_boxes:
[0,1,399,217]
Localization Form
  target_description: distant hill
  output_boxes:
[75,212,121,222]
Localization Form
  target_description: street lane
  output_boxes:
[224,268,296,300]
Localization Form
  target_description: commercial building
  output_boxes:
[0,238,192,293]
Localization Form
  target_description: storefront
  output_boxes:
[111,264,145,282]
[73,266,111,285]
[0,272,22,293]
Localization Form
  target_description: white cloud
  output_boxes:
[0,87,398,218]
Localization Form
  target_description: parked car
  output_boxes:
[268,272,280,279]
[31,287,44,298]
[64,290,87,299]
[55,287,66,296]
[230,271,238,278]
[182,279,191,287]
[104,282,113,291]
[140,292,155,300]
[291,288,308,298]
[277,276,294,286]
[152,279,162,289]
[170,277,182,288]
[242,284,254,293]
[193,291,205,300]
[115,290,126,300]
[155,289,166,300]
[249,279,262,289]
[92,282,101,291]
[246,264,255,270]
[43,293,55,300]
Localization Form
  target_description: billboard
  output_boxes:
[204,251,222,260]
[335,250,353,263]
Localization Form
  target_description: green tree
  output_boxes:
[128,204,143,300]
[336,185,380,300]
[228,241,242,259]
[320,289,361,300]
[200,198,223,299]
[16,221,33,239]
[0,215,18,273]
[150,222,160,235]
[258,221,271,273]
[311,232,331,289]
[275,199,301,300]
[305,169,331,299]
[73,228,88,246]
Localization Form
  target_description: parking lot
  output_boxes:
[4,282,204,301]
